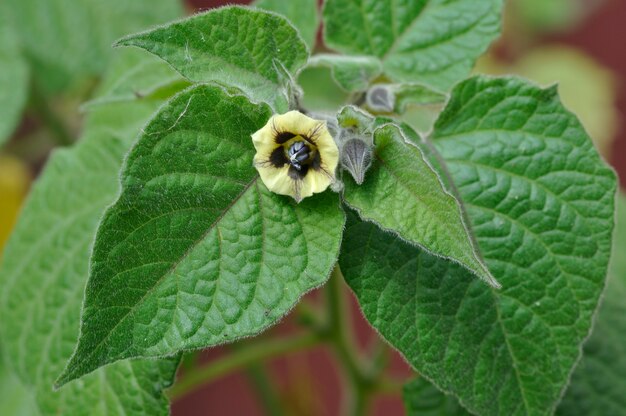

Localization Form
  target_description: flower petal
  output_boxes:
[251,110,339,202]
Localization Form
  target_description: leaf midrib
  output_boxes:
[60,176,260,383]
[372,138,482,276]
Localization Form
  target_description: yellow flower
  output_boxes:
[252,111,339,202]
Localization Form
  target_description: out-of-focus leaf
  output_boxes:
[0,357,37,416]
[298,66,350,111]
[510,0,602,33]
[0,49,183,415]
[85,49,188,108]
[0,5,29,145]
[4,0,182,93]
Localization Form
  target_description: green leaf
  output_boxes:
[323,0,504,91]
[307,54,382,91]
[402,195,626,416]
[297,66,351,111]
[391,83,447,113]
[57,84,345,385]
[0,100,179,415]
[341,76,616,415]
[0,6,29,145]
[0,352,38,416]
[253,0,320,49]
[403,378,471,416]
[343,122,498,287]
[117,6,309,111]
[85,49,189,108]
[4,0,182,94]
[556,194,626,415]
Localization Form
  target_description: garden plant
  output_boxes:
[0,0,624,415]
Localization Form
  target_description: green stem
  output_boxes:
[168,332,320,401]
[326,265,373,416]
[244,363,285,416]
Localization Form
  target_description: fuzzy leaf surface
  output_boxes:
[117,6,309,111]
[343,123,498,287]
[57,84,345,385]
[323,0,503,91]
[0,96,179,415]
[341,76,616,415]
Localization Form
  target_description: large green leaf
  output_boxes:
[57,84,345,385]
[253,0,319,49]
[343,123,498,287]
[403,378,471,416]
[4,0,182,94]
[0,4,29,145]
[0,50,183,416]
[117,6,309,112]
[323,0,503,92]
[556,194,626,415]
[400,195,626,416]
[341,76,616,415]
[0,352,38,416]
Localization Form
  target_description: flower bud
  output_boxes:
[366,85,395,113]
[341,138,372,185]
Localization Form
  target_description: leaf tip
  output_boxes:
[477,261,501,289]
[53,353,86,390]
[112,34,135,49]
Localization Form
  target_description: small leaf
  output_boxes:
[323,0,504,91]
[307,54,382,91]
[403,378,471,416]
[253,0,320,49]
[391,83,447,113]
[343,123,498,287]
[556,194,626,415]
[4,0,182,94]
[0,5,28,146]
[117,6,309,111]
[57,84,345,385]
[341,76,616,415]
[0,100,179,415]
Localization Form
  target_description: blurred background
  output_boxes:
[0,0,624,414]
